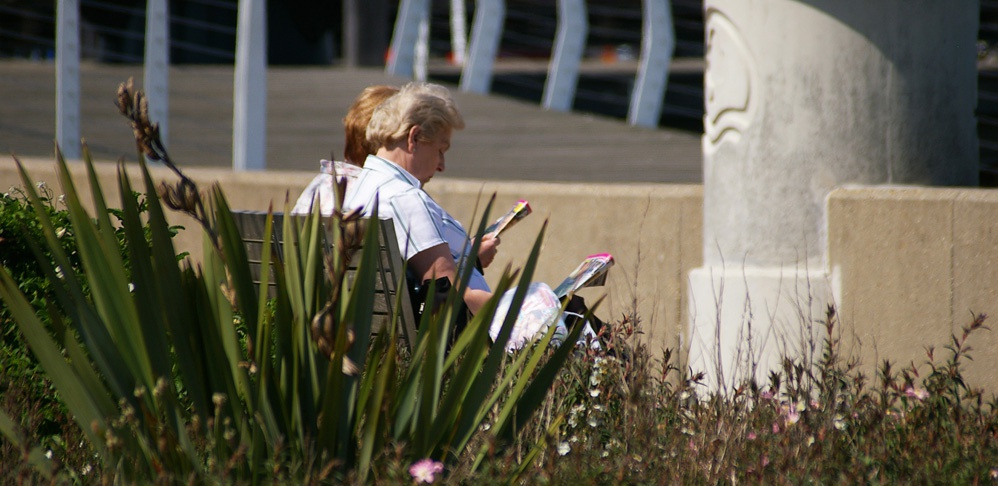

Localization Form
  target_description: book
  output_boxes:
[552,253,615,299]
[485,199,532,237]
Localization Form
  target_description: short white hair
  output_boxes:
[366,82,465,149]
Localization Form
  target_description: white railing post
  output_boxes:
[56,0,81,159]
[460,0,504,94]
[414,11,430,82]
[386,0,430,78]
[542,0,587,112]
[233,0,267,171]
[449,0,468,65]
[627,0,674,128]
[144,0,169,148]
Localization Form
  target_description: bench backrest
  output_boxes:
[231,210,418,348]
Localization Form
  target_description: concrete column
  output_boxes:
[233,0,267,171]
[449,0,468,65]
[688,0,978,391]
[386,0,429,78]
[144,0,169,148]
[414,12,430,82]
[460,0,505,94]
[627,0,674,128]
[56,0,81,159]
[542,0,587,112]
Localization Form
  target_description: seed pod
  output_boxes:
[116,80,133,115]
[310,303,358,374]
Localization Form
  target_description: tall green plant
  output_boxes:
[0,81,588,482]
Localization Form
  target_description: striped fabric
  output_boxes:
[344,155,490,292]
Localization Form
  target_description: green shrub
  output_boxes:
[489,308,998,484]
[0,180,177,481]
[0,185,74,458]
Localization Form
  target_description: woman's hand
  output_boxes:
[475,233,500,269]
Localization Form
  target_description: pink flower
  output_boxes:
[747,431,757,440]
[772,423,781,434]
[760,389,774,400]
[409,459,444,484]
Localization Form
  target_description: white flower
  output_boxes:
[44,450,52,459]
[833,414,847,431]
[905,386,930,401]
[557,442,571,456]
[589,389,601,398]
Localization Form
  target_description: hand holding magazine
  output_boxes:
[485,199,532,237]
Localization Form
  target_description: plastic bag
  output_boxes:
[489,282,568,352]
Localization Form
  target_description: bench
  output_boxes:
[231,210,418,348]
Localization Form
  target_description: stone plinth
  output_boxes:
[690,0,978,390]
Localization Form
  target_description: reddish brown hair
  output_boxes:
[343,85,399,166]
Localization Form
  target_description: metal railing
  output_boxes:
[2,0,996,181]
[0,0,236,63]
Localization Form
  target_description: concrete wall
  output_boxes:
[429,179,703,362]
[828,186,998,390]
[2,157,702,362]
[4,158,997,390]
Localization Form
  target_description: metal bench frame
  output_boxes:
[231,210,418,348]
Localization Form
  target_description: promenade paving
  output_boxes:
[0,60,702,183]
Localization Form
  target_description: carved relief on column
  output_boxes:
[703,7,758,155]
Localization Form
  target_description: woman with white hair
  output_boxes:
[343,82,499,316]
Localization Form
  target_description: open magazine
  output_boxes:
[485,199,532,237]
[552,253,615,299]
[489,253,613,352]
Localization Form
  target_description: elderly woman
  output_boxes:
[292,85,400,215]
[343,82,499,315]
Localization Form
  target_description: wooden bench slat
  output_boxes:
[231,210,417,348]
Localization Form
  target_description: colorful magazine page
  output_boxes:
[485,199,532,237]
[552,253,615,299]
